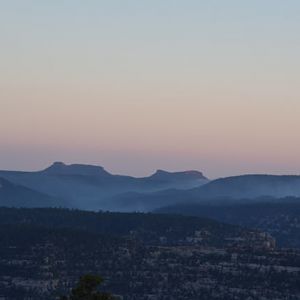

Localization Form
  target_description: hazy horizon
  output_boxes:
[1,160,300,180]
[1,1,300,178]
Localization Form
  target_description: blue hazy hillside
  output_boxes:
[0,177,64,208]
[192,174,300,199]
[110,174,300,212]
[0,162,208,210]
[2,163,300,211]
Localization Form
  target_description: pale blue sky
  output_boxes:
[1,1,300,178]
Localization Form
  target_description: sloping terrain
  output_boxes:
[2,164,300,212]
[112,174,300,212]
[191,175,300,199]
[0,207,255,247]
[0,162,208,210]
[156,199,300,248]
[0,177,64,208]
[0,208,298,300]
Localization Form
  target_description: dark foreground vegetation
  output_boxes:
[60,275,115,300]
[0,208,299,299]
[156,199,300,248]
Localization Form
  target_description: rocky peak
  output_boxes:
[43,162,111,176]
[151,169,207,181]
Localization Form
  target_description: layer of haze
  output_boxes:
[1,0,300,178]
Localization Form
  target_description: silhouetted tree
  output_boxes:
[60,274,115,300]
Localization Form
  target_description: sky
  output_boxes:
[1,0,300,178]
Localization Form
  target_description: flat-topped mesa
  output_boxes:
[43,162,111,176]
[150,169,208,181]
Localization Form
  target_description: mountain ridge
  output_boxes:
[2,163,300,211]
[0,162,209,210]
[42,161,111,176]
[0,177,65,208]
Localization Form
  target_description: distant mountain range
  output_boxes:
[109,174,300,211]
[0,162,208,210]
[1,162,300,211]
[192,174,300,199]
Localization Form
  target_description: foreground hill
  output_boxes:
[0,207,258,248]
[156,198,300,248]
[0,162,208,210]
[0,208,299,300]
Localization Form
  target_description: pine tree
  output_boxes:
[60,274,115,300]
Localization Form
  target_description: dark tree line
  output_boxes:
[60,275,115,300]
